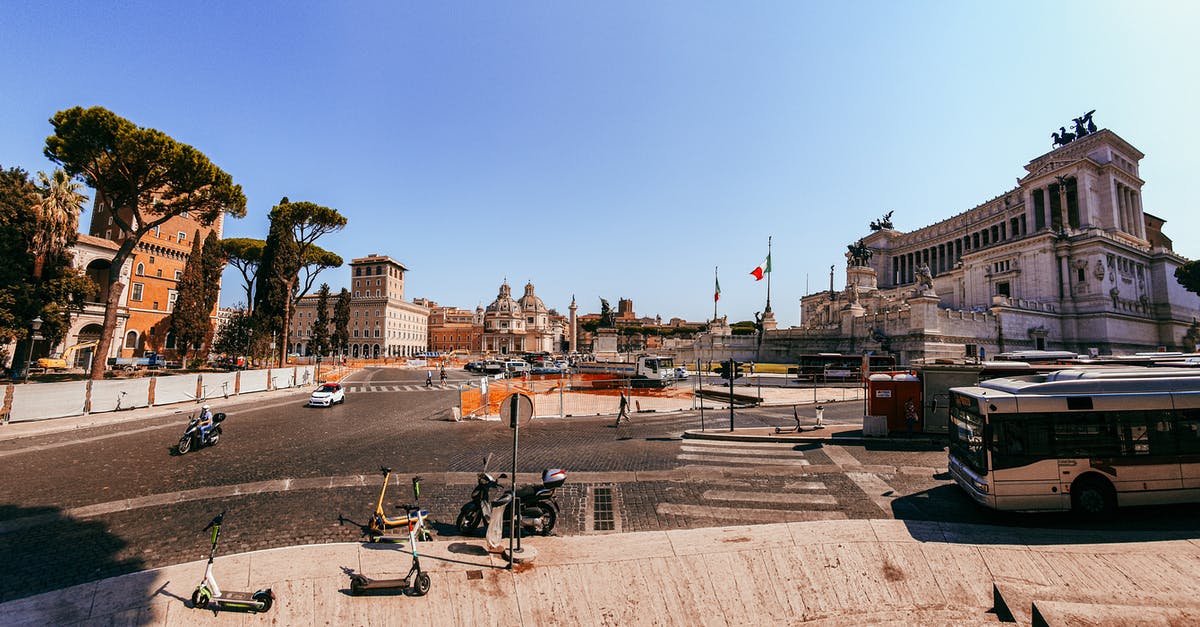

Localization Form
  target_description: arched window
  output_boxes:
[124,330,139,349]
[136,263,144,276]
[165,332,176,349]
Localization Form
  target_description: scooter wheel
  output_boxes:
[537,506,557,535]
[350,576,366,595]
[177,436,192,455]
[252,590,274,612]
[191,588,209,609]
[456,505,482,535]
[409,572,431,596]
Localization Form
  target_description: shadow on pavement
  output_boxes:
[0,504,146,604]
[890,485,1200,545]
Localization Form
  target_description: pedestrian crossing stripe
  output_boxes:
[676,453,810,465]
[346,384,457,392]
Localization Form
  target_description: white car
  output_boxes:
[309,383,345,407]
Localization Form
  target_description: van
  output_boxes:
[504,360,530,377]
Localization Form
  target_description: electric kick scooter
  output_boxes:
[349,499,432,596]
[368,468,432,542]
[191,512,275,613]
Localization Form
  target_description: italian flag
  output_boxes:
[750,253,771,281]
[714,275,721,302]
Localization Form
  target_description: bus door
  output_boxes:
[1078,395,1182,505]
[1172,393,1200,490]
[990,398,1068,511]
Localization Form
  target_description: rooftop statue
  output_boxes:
[846,239,873,266]
[869,210,894,231]
[1052,110,1097,148]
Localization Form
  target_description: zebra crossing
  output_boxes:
[658,438,848,522]
[342,383,459,392]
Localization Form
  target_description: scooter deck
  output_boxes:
[214,590,259,602]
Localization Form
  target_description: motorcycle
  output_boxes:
[456,455,566,537]
[178,412,225,454]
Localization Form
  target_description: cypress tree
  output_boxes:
[310,283,331,357]
[333,288,351,356]
[170,230,209,363]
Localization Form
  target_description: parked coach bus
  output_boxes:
[948,368,1200,517]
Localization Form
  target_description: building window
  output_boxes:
[354,291,360,298]
[356,267,361,276]
[131,282,144,301]
[996,282,1011,297]
[136,263,145,276]
[125,331,138,349]
[152,225,160,237]
[165,332,177,349]
[376,290,380,297]
[178,231,187,242]
[168,289,178,312]
[105,229,111,239]
[153,301,159,310]
[149,256,155,264]
[354,330,360,337]
[156,269,162,277]
[174,270,182,281]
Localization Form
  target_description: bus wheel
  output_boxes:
[1071,476,1116,519]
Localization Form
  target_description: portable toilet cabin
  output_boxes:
[867,372,923,434]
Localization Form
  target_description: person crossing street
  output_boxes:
[613,391,631,427]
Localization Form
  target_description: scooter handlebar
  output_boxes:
[203,511,225,531]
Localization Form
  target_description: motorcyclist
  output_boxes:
[197,404,215,442]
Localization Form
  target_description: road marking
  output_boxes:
[822,444,860,467]
[682,439,805,450]
[0,395,310,459]
[782,481,827,491]
[681,445,803,456]
[846,471,901,515]
[656,503,845,522]
[677,453,809,465]
[702,490,837,506]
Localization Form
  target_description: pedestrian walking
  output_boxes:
[614,391,630,426]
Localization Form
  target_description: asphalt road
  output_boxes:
[3,365,1200,602]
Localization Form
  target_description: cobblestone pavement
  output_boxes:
[5,366,1200,603]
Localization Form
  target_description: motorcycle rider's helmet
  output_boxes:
[202,404,210,411]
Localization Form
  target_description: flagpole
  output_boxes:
[713,266,719,322]
[765,236,773,313]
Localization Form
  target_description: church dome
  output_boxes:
[518,281,548,315]
[485,281,522,315]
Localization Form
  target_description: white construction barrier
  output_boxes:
[240,369,270,393]
[90,379,152,414]
[153,374,199,406]
[201,372,238,401]
[296,366,315,388]
[9,381,88,422]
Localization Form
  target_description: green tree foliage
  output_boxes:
[333,288,351,355]
[0,166,94,373]
[44,106,246,379]
[1175,261,1200,297]
[252,206,299,352]
[309,283,332,357]
[221,237,264,310]
[212,306,258,360]
[730,320,757,335]
[170,231,209,364]
[251,197,346,365]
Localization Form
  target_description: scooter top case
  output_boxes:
[541,468,567,489]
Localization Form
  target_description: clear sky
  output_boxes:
[2,2,1198,326]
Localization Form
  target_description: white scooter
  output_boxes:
[191,512,275,613]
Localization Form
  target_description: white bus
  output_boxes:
[947,368,1200,517]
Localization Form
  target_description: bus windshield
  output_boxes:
[948,392,987,474]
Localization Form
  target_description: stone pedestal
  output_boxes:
[907,295,940,333]
[847,264,878,291]
[760,308,778,331]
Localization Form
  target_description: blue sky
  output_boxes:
[3,2,1198,326]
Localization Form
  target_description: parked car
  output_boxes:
[504,360,531,377]
[464,361,484,372]
[480,360,506,375]
[309,383,346,407]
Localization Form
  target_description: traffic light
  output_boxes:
[732,361,742,379]
[714,360,731,379]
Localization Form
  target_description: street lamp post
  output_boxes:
[23,316,43,384]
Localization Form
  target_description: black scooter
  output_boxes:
[456,455,566,537]
[178,412,224,454]
[349,500,431,596]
